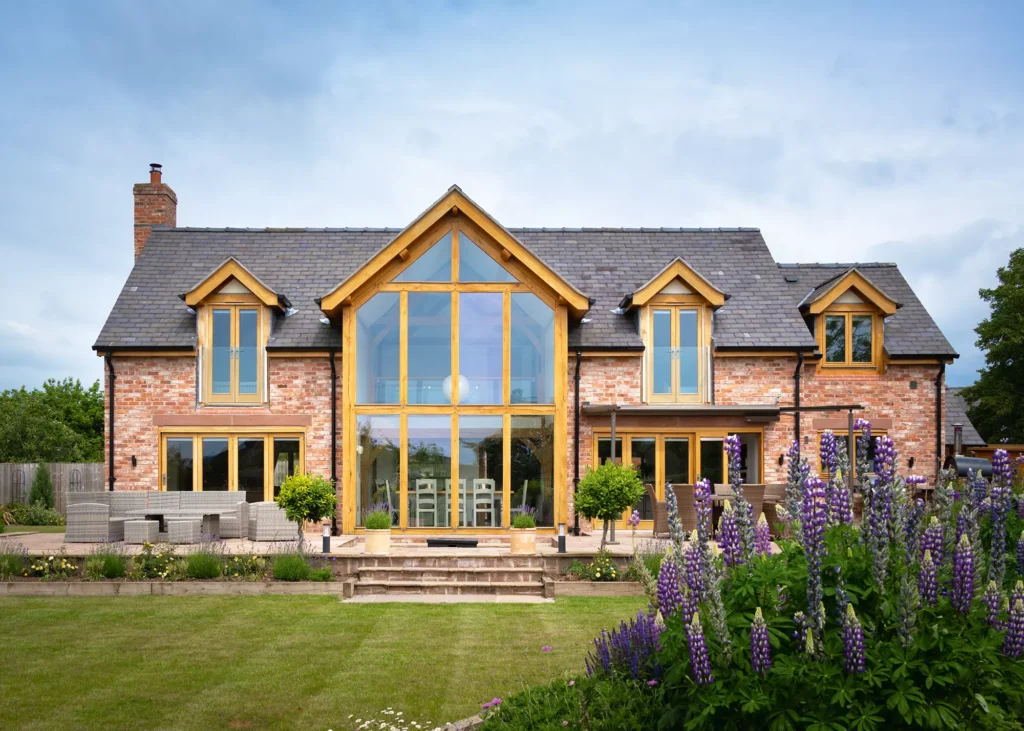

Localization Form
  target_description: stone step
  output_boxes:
[354,579,545,596]
[357,566,544,582]
[357,556,546,569]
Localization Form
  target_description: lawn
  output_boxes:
[0,595,645,730]
[2,525,65,533]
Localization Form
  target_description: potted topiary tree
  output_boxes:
[575,460,645,550]
[362,502,393,555]
[275,474,337,549]
[510,506,538,554]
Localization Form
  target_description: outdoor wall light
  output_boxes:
[558,522,567,553]
[778,454,785,466]
[131,455,137,467]
[908,457,915,469]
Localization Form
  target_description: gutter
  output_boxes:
[330,349,338,536]
[935,363,945,477]
[104,353,116,491]
[573,349,582,536]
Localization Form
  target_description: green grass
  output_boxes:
[0,595,644,730]
[3,525,65,533]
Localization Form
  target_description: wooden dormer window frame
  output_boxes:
[198,293,270,405]
[817,304,882,371]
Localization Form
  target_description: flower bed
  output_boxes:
[484,433,1024,729]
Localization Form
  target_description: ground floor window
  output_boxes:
[161,432,304,502]
[592,429,763,526]
[355,411,555,529]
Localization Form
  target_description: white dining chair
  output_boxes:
[471,478,496,527]
[445,478,467,527]
[415,478,437,527]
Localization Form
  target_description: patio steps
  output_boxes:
[353,559,546,596]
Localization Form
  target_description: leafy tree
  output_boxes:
[29,464,54,509]
[961,248,1024,443]
[575,460,645,550]
[275,474,337,545]
[0,379,104,462]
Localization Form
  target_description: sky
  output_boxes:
[0,1,1021,390]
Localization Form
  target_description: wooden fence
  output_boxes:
[0,463,105,515]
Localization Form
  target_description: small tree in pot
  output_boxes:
[575,460,645,550]
[276,474,337,548]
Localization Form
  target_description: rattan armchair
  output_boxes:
[647,484,669,537]
[248,502,295,541]
[65,503,125,543]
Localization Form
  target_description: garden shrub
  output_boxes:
[0,545,26,580]
[130,542,176,580]
[4,502,28,525]
[26,553,77,580]
[575,460,644,549]
[23,502,64,526]
[84,545,128,580]
[276,474,337,545]
[224,554,268,580]
[185,551,222,580]
[492,436,1024,730]
[566,550,620,581]
[363,503,392,531]
[272,553,312,581]
[309,567,333,582]
[29,465,54,509]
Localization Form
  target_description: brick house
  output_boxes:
[94,166,958,534]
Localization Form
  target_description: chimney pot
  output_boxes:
[149,163,163,184]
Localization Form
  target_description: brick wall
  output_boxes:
[104,355,342,494]
[133,178,177,260]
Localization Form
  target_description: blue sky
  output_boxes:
[0,1,1021,390]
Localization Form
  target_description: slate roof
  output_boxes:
[946,387,986,447]
[94,226,957,359]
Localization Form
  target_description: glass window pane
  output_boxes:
[238,309,259,395]
[408,293,452,404]
[356,415,400,527]
[652,309,672,394]
[825,315,847,363]
[458,232,517,282]
[510,293,554,404]
[597,438,623,465]
[166,438,194,492]
[202,438,229,491]
[237,438,265,503]
[728,433,761,485]
[272,438,301,499]
[631,438,656,520]
[407,415,452,528]
[852,315,873,363]
[511,415,554,527]
[458,416,503,528]
[356,293,400,404]
[679,310,699,395]
[699,439,724,485]
[393,231,452,282]
[212,309,232,394]
[459,293,503,404]
[665,438,690,484]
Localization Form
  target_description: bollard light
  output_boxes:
[322,520,331,554]
[557,522,566,554]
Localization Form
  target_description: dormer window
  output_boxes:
[183,258,284,406]
[801,268,898,374]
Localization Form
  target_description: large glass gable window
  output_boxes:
[352,221,559,528]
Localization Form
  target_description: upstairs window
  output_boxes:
[822,310,876,369]
[202,298,266,404]
[649,304,705,402]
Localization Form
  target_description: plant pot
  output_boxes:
[510,527,537,555]
[364,528,391,555]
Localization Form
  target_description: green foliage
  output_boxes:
[511,511,537,529]
[272,553,312,581]
[29,465,54,509]
[364,509,392,530]
[309,567,333,582]
[223,554,268,580]
[84,545,128,580]
[185,551,223,580]
[0,545,26,580]
[960,247,1024,443]
[481,675,662,729]
[0,378,104,462]
[575,461,645,523]
[275,474,337,540]
[4,501,65,526]
[566,550,621,581]
[26,553,77,580]
[130,542,177,580]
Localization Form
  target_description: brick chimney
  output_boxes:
[133,163,177,260]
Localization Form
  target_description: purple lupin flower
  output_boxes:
[724,434,755,561]
[784,440,806,540]
[657,547,683,620]
[919,549,938,606]
[842,605,866,674]
[686,612,714,686]
[951,533,976,615]
[904,497,924,562]
[693,478,713,583]
[989,481,1012,587]
[820,430,838,523]
[897,573,919,648]
[1017,531,1024,577]
[685,530,705,601]
[718,500,743,568]
[920,516,944,568]
[1011,580,1024,609]
[971,470,988,506]
[754,513,772,557]
[982,581,1004,629]
[664,482,686,549]
[802,476,827,633]
[750,607,771,676]
[1003,599,1024,659]
[791,610,808,645]
[993,448,1014,487]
